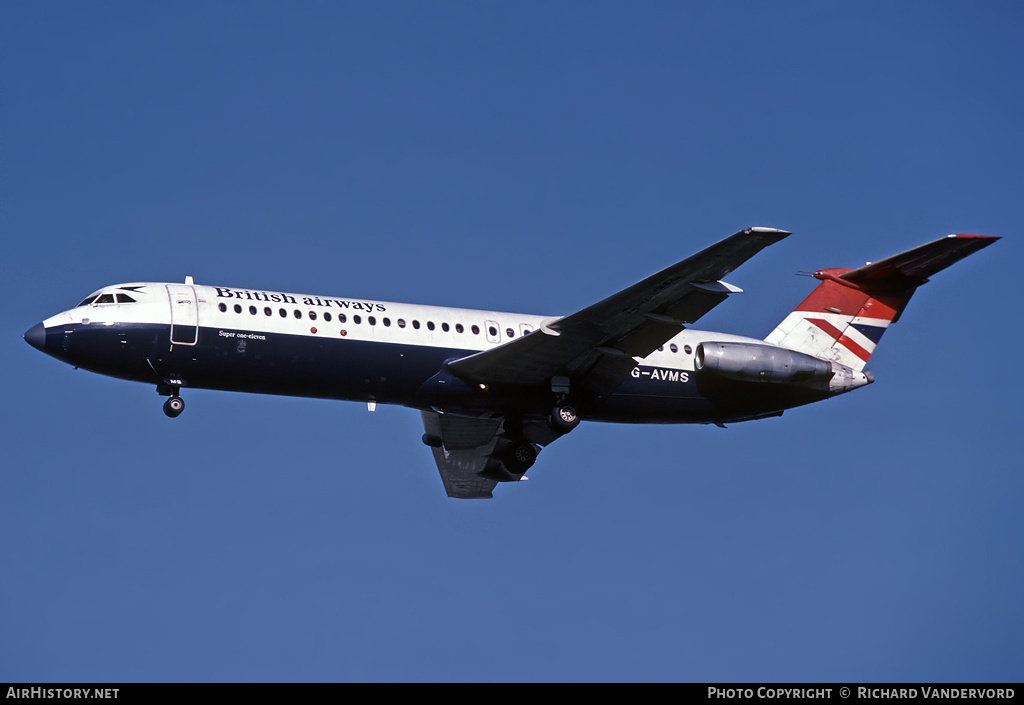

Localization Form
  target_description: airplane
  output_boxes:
[24,228,997,498]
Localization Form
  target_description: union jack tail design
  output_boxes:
[765,234,998,371]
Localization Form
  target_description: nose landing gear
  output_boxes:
[157,382,185,418]
[163,395,185,418]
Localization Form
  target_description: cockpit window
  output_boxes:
[77,291,137,307]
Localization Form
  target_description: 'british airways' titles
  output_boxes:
[214,287,386,312]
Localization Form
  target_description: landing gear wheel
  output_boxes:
[503,441,537,474]
[163,396,185,418]
[551,404,581,433]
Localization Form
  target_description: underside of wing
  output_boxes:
[447,227,789,405]
[420,410,545,499]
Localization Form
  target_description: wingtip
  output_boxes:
[745,226,791,241]
[748,226,791,234]
[948,233,1001,242]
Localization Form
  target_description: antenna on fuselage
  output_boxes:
[185,276,194,285]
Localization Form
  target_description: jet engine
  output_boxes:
[694,342,833,386]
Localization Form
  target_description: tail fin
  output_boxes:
[765,234,998,371]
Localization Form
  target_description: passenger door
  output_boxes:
[166,285,199,345]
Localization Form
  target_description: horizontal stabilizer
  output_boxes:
[839,234,999,291]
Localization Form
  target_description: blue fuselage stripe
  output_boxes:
[40,322,827,423]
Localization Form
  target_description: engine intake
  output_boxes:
[694,342,833,386]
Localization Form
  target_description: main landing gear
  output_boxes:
[550,404,581,433]
[501,438,538,475]
[547,375,581,434]
[493,404,577,479]
[497,404,578,477]
[157,383,184,418]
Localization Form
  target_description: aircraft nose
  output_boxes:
[24,323,47,351]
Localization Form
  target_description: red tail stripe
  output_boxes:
[806,317,843,341]
[794,279,871,316]
[806,318,872,362]
[793,276,907,321]
[836,334,872,362]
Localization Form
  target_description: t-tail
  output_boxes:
[765,234,999,371]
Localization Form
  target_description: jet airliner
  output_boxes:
[24,228,997,498]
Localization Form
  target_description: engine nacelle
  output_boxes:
[694,342,834,386]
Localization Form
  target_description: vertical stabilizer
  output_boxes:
[765,234,998,371]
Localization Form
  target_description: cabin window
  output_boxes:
[506,328,515,338]
[412,320,420,329]
[488,326,498,338]
[471,325,480,335]
[397,319,406,328]
[670,344,678,353]
[684,345,692,355]
[116,294,136,304]
[219,303,228,312]
[368,316,376,325]
[427,321,435,331]
[455,323,464,333]
[338,314,347,324]
[309,310,317,320]
[279,308,287,318]
[324,312,332,322]
[249,305,257,315]
[383,318,391,327]
[264,307,272,316]
[293,309,302,319]
[234,304,243,314]
[353,315,362,324]
[441,322,450,332]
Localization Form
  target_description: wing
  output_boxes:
[420,410,516,499]
[447,227,790,404]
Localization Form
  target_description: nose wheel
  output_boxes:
[163,395,185,418]
[157,382,185,418]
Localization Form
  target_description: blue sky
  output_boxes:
[2,2,1021,682]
